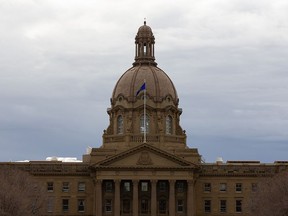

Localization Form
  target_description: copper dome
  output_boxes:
[112,65,178,103]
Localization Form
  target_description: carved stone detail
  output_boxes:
[137,151,153,165]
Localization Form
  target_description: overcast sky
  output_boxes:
[1,0,288,162]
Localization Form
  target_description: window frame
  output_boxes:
[141,182,149,192]
[165,115,173,134]
[177,199,184,213]
[78,199,85,212]
[236,200,242,213]
[117,115,124,134]
[47,182,54,192]
[140,114,150,134]
[220,200,227,213]
[78,182,86,192]
[204,200,211,213]
[235,183,242,192]
[62,182,69,192]
[204,183,211,192]
[219,183,227,192]
[62,199,69,212]
[105,199,112,213]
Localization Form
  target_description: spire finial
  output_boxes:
[144,18,146,25]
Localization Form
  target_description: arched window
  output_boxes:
[166,115,173,134]
[140,114,150,133]
[117,115,123,134]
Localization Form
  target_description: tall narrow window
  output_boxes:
[220,200,226,212]
[141,199,149,213]
[166,115,173,134]
[62,199,69,212]
[252,183,257,192]
[159,181,167,192]
[47,182,53,192]
[236,200,242,213]
[105,181,113,192]
[123,199,131,213]
[140,114,149,133]
[117,115,123,134]
[141,182,149,192]
[177,200,184,213]
[144,43,147,55]
[78,199,85,212]
[124,182,131,192]
[105,199,112,212]
[47,197,54,213]
[204,200,211,213]
[159,199,167,214]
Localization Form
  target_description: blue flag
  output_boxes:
[136,83,146,96]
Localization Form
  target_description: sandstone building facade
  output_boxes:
[1,22,287,216]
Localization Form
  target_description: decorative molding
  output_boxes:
[137,151,153,165]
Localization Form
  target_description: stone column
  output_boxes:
[169,180,175,216]
[95,180,102,216]
[133,180,139,216]
[151,180,157,216]
[187,180,194,216]
[114,180,121,216]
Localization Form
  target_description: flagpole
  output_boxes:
[144,79,147,143]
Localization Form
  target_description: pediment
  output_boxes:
[94,143,197,169]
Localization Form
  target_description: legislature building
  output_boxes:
[2,22,288,216]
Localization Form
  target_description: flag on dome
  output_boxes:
[136,83,146,96]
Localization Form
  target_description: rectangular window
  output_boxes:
[159,181,167,192]
[105,181,113,192]
[141,182,148,192]
[62,182,69,192]
[177,199,184,213]
[141,199,149,213]
[123,199,131,213]
[47,197,54,213]
[159,199,167,214]
[220,200,226,213]
[252,183,257,192]
[124,182,131,192]
[78,199,85,212]
[236,200,242,213]
[204,183,211,192]
[220,183,227,192]
[78,182,86,192]
[105,199,112,212]
[62,199,69,212]
[176,181,185,192]
[236,183,242,192]
[47,182,53,192]
[204,200,211,213]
